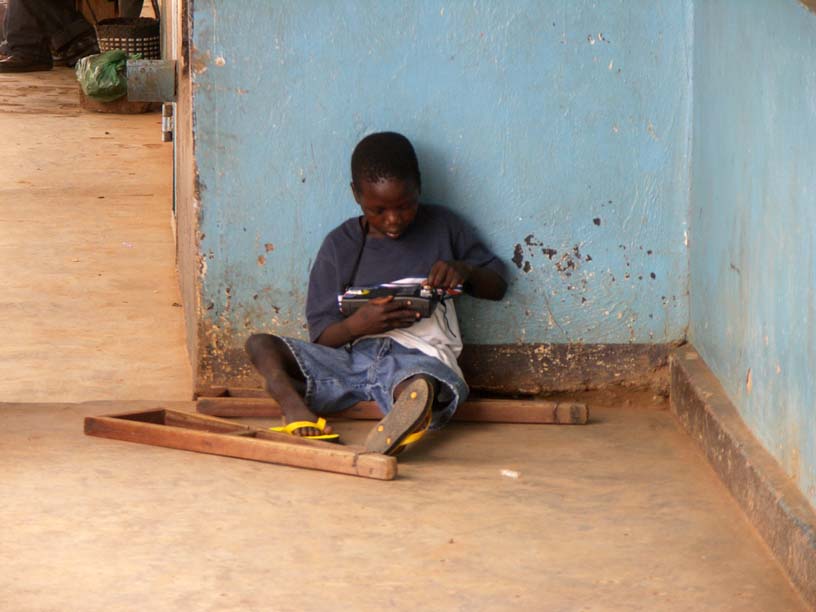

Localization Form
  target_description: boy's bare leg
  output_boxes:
[245,334,330,437]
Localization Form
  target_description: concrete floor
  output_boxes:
[0,68,191,402]
[0,71,808,611]
[0,394,807,611]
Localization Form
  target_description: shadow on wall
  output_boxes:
[415,142,453,206]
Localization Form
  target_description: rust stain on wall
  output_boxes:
[189,46,212,75]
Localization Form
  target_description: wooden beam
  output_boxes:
[196,397,287,418]
[164,410,251,433]
[194,386,266,399]
[84,409,396,480]
[459,398,588,424]
[195,394,588,425]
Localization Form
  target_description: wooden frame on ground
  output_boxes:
[84,409,397,480]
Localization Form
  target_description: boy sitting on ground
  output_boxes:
[246,132,507,455]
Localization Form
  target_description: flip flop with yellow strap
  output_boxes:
[364,378,434,456]
[269,417,340,442]
[389,409,432,456]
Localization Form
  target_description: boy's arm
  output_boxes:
[315,296,421,347]
[428,208,507,300]
[308,228,420,347]
[428,260,507,300]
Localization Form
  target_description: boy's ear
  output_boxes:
[350,181,362,205]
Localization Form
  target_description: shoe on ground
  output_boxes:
[53,33,99,67]
[0,54,52,73]
[364,378,434,455]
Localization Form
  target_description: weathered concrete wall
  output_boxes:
[188,1,693,382]
[689,0,816,506]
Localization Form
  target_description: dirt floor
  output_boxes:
[0,68,191,402]
[0,70,808,611]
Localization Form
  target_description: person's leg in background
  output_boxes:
[117,0,144,18]
[0,3,10,55]
[43,0,97,67]
[0,0,98,72]
[0,0,52,71]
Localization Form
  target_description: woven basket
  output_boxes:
[96,18,160,59]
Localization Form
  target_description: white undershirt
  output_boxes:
[360,279,464,379]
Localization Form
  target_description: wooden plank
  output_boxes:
[225,388,268,398]
[84,410,397,480]
[167,406,368,452]
[196,397,286,418]
[195,395,588,424]
[458,398,588,424]
[164,410,250,433]
[194,385,229,398]
[194,386,266,399]
[113,408,167,424]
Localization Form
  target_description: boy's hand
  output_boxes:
[429,259,508,301]
[344,295,421,337]
[428,260,472,290]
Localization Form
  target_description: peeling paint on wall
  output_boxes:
[190,0,693,376]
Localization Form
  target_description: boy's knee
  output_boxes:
[245,333,274,357]
[412,373,439,393]
[395,374,439,400]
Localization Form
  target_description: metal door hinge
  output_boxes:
[161,103,174,142]
[127,59,177,102]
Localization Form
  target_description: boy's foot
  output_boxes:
[269,417,339,441]
[365,377,434,455]
[264,377,332,438]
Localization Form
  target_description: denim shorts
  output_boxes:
[277,336,468,430]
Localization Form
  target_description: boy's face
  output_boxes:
[352,177,419,240]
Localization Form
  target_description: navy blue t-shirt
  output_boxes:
[306,204,505,342]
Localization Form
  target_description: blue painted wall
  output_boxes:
[190,0,693,355]
[689,0,816,505]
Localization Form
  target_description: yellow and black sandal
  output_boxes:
[364,378,434,455]
[389,408,432,457]
[269,417,340,442]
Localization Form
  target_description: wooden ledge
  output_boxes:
[194,388,589,425]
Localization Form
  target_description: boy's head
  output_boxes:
[350,131,421,193]
[350,132,422,240]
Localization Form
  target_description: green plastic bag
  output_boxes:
[76,50,138,103]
